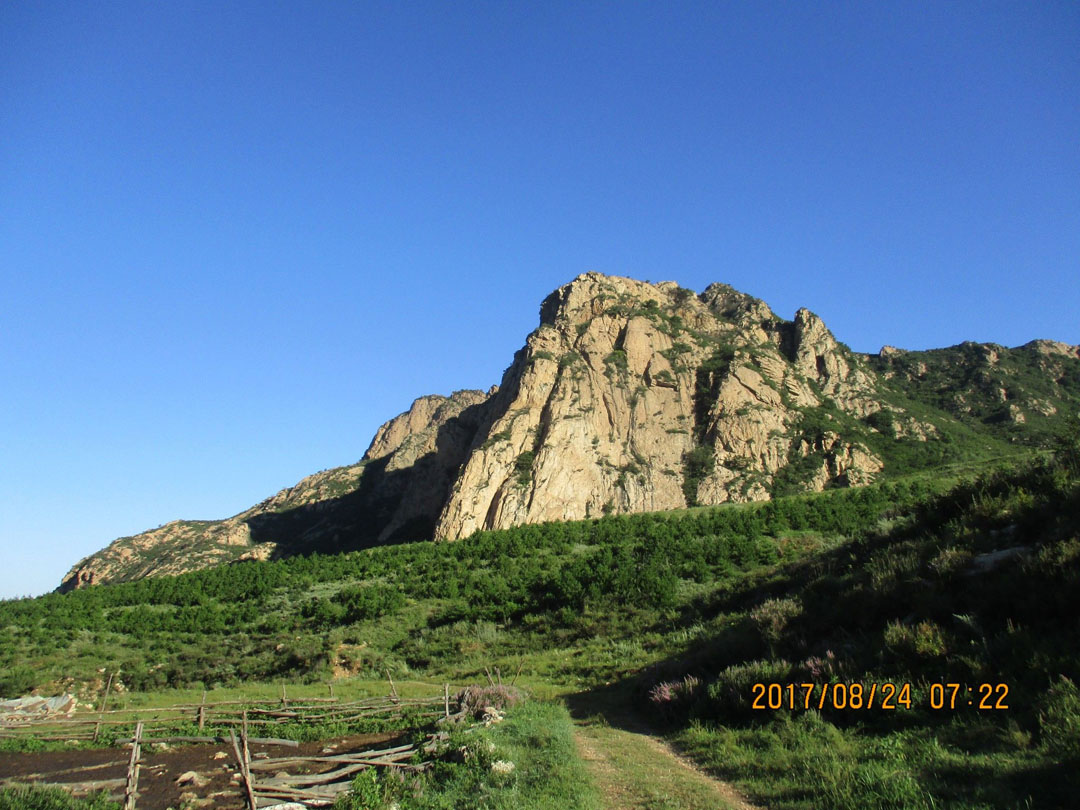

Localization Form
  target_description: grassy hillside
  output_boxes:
[2,477,945,696]
[871,341,1080,448]
[2,440,1078,808]
[652,438,1080,809]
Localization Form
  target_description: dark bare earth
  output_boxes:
[0,732,401,809]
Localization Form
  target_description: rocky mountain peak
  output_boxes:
[700,282,773,323]
[59,272,1080,590]
[433,273,888,539]
[539,272,665,327]
[1023,339,1080,360]
[364,390,488,462]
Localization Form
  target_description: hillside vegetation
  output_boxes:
[4,438,1079,807]
[4,476,944,695]
[655,438,1080,809]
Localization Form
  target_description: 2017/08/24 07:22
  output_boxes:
[750,682,1010,711]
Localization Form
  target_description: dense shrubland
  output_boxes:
[2,443,1077,808]
[0,476,940,694]
[645,441,1080,809]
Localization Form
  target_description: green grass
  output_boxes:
[333,701,598,810]
[676,713,1074,810]
[0,786,118,810]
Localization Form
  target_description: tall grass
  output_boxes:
[334,701,598,810]
[0,786,118,810]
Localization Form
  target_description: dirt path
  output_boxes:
[572,713,761,810]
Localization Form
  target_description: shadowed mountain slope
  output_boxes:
[60,273,1080,589]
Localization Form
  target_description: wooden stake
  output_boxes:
[94,671,115,742]
[123,721,142,810]
[386,669,398,702]
[328,682,334,699]
[230,730,257,810]
[511,660,523,686]
[443,683,450,719]
[241,711,251,771]
[280,682,288,707]
[197,690,207,731]
[249,741,416,769]
[495,666,502,686]
[483,667,496,687]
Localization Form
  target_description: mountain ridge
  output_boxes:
[60,272,1080,590]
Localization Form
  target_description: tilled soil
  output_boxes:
[0,731,401,809]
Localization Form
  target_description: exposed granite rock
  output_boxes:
[434,273,885,538]
[60,273,1080,589]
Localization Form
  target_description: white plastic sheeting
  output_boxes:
[0,694,78,719]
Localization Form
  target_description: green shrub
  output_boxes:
[0,665,37,698]
[682,445,715,506]
[514,451,536,487]
[603,349,629,373]
[1039,676,1080,760]
[750,597,802,651]
[334,769,388,810]
[700,659,795,721]
[336,584,405,622]
[558,351,582,369]
[912,620,948,657]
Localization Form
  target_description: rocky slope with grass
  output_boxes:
[60,273,1080,589]
[59,389,489,590]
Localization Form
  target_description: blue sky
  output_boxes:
[2,1,1078,599]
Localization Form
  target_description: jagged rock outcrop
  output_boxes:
[869,337,1080,435]
[60,389,488,590]
[60,272,1080,589]
[434,273,886,538]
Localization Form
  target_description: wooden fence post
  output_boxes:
[386,669,398,703]
[443,683,450,719]
[230,730,257,810]
[94,671,115,742]
[242,711,251,768]
[123,721,143,810]
[197,690,207,731]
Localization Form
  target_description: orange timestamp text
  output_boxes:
[751,682,1011,711]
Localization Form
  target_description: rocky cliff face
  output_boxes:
[434,273,889,538]
[60,273,1080,589]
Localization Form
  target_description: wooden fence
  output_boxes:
[0,683,452,743]
[1,681,470,809]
